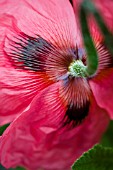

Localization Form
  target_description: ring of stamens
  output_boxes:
[68,60,87,77]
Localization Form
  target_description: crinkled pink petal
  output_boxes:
[0,83,109,170]
[0,14,18,67]
[0,0,81,125]
[0,67,51,125]
[0,14,52,125]
[0,0,80,47]
[90,69,113,119]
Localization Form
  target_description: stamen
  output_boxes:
[68,60,87,77]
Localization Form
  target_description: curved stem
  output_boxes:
[80,0,113,77]
[80,2,98,76]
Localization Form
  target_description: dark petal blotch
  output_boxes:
[10,35,53,72]
[63,101,90,127]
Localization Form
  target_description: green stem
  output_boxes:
[80,2,98,76]
[80,0,113,76]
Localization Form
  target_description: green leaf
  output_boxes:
[11,167,25,170]
[0,165,25,170]
[0,124,10,135]
[101,121,113,147]
[0,164,7,170]
[80,2,98,76]
[72,144,113,170]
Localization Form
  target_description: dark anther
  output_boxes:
[75,45,79,59]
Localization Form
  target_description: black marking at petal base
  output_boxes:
[9,34,53,71]
[69,0,73,6]
[63,101,90,127]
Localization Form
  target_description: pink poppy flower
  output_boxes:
[0,0,112,169]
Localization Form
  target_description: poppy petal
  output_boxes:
[0,0,79,47]
[0,0,80,125]
[0,67,52,124]
[0,83,109,170]
[0,14,53,125]
[90,69,113,119]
